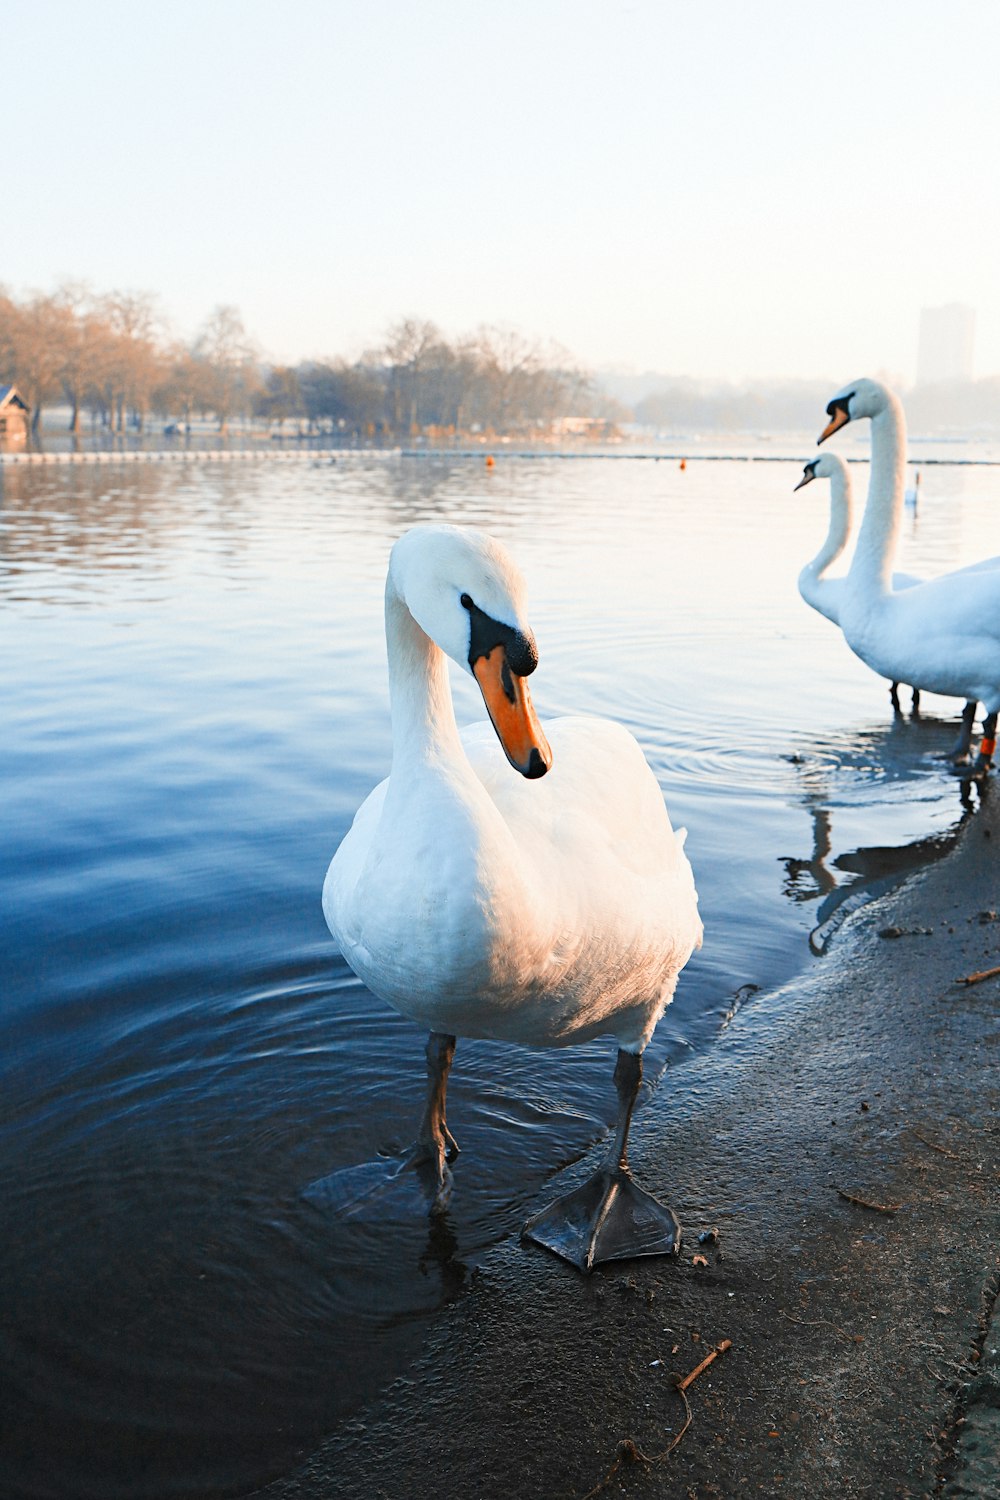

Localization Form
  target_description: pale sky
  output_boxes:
[7,0,1000,383]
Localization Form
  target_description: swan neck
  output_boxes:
[384,575,463,771]
[852,397,905,593]
[810,467,852,579]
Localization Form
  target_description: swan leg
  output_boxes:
[522,1049,681,1274]
[972,711,997,777]
[302,1032,458,1215]
[948,701,979,765]
[411,1031,460,1182]
[911,687,921,714]
[889,682,902,714]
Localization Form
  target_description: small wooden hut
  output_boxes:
[0,385,29,447]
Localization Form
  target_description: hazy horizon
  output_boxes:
[7,1,1000,385]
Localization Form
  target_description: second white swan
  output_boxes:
[794,450,986,731]
[817,378,1000,773]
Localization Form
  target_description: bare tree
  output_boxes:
[0,286,21,389]
[151,342,217,426]
[0,293,68,433]
[379,317,443,436]
[254,365,305,429]
[96,290,164,433]
[465,325,550,433]
[298,360,386,437]
[194,304,262,432]
[51,283,115,433]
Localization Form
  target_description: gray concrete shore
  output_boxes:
[255,787,1000,1500]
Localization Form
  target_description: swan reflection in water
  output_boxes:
[418,1205,470,1300]
[780,716,988,954]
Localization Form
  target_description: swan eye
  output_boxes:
[825,393,854,418]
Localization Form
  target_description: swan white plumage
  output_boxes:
[321,524,702,1271]
[793,451,980,721]
[818,379,1000,772]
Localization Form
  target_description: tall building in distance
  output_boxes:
[916,303,976,385]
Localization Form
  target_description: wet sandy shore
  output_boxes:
[253,786,1000,1500]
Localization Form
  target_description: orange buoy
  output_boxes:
[485,455,495,468]
[679,458,687,471]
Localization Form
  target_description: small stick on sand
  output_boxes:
[676,1338,733,1392]
[957,963,1000,987]
[835,1186,902,1214]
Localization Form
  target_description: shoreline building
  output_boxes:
[0,385,29,448]
[916,304,975,385]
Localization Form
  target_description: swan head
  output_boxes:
[793,452,848,491]
[818,377,893,443]
[389,525,553,779]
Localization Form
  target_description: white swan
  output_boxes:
[818,379,1000,772]
[322,524,702,1271]
[795,451,943,714]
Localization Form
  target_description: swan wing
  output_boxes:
[457,715,702,1049]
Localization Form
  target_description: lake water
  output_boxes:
[3,441,1000,1499]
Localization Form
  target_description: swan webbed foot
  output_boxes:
[305,1029,460,1218]
[522,1046,679,1273]
[522,1165,681,1273]
[303,1147,453,1217]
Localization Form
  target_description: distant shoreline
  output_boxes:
[4,446,1000,467]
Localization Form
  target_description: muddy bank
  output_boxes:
[253,788,1000,1500]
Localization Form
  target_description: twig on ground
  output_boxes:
[956,963,1000,987]
[676,1338,733,1392]
[908,1127,962,1160]
[779,1309,863,1345]
[835,1186,902,1214]
[576,1340,733,1499]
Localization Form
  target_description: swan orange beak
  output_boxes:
[818,405,851,444]
[473,645,553,779]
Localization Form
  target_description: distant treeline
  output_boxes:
[0,286,607,439]
[5,284,997,441]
